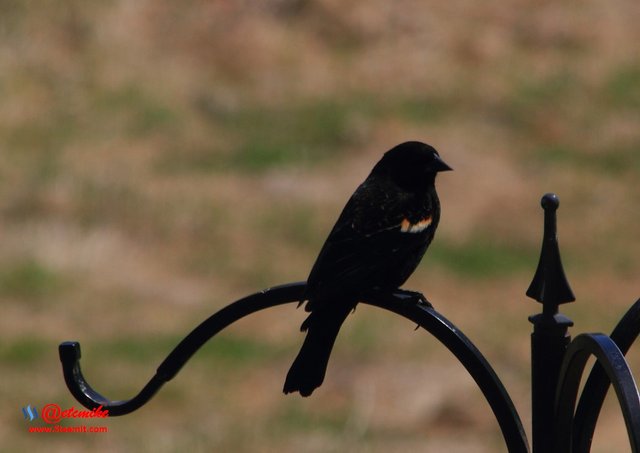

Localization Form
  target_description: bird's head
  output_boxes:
[371,141,452,191]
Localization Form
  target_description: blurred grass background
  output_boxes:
[1,1,639,451]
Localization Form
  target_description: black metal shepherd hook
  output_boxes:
[59,284,529,452]
[526,193,640,453]
[59,193,640,453]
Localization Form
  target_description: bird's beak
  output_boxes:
[434,155,453,172]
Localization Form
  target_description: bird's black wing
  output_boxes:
[304,179,436,308]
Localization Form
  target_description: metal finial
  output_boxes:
[526,193,575,312]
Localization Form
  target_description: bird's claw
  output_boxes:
[395,289,433,308]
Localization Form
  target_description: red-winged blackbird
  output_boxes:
[283,141,452,396]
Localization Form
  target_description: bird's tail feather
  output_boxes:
[283,303,351,396]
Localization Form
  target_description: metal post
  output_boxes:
[526,193,575,453]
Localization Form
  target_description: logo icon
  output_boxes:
[22,406,39,422]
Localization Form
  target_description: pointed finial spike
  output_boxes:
[526,193,575,309]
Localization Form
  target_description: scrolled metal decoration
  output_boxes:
[555,333,640,452]
[59,193,640,452]
[572,298,640,452]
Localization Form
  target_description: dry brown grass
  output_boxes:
[2,1,639,451]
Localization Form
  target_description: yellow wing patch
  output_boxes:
[400,216,432,233]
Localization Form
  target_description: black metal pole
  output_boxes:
[526,193,575,453]
[529,314,573,453]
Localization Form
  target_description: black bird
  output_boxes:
[283,141,452,396]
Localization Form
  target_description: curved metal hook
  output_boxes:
[554,333,640,453]
[59,282,306,416]
[60,282,529,452]
[572,298,640,452]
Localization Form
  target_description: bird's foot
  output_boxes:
[394,289,433,308]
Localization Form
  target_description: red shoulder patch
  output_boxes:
[400,216,432,233]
